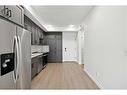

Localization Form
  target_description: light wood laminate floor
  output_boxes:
[31,63,99,89]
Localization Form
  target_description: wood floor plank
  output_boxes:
[31,63,99,89]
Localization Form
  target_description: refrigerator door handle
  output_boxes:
[13,36,20,83]
[16,36,21,82]
[17,36,23,88]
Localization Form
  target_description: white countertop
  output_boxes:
[31,52,49,58]
[31,52,43,58]
[31,45,49,58]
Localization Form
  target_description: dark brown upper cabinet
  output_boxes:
[24,15,45,45]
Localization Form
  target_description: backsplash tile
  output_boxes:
[31,45,49,53]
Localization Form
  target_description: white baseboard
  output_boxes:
[84,69,103,89]
[63,61,78,64]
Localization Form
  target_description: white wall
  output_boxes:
[83,6,127,89]
[77,30,85,64]
[77,31,81,64]
[62,32,77,62]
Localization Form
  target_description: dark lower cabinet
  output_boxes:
[31,54,44,79]
[37,55,43,73]
[31,62,37,79]
[31,57,38,79]
[43,53,48,67]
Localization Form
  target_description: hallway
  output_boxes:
[31,63,99,89]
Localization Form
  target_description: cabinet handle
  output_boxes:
[4,6,9,17]
[7,10,12,18]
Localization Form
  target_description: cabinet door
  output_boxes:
[31,57,38,79]
[37,27,41,44]
[35,25,38,44]
[31,23,34,45]
[6,6,24,26]
[31,23,36,45]
[45,33,62,63]
[37,55,43,72]
[0,6,4,16]
[24,16,32,31]
[40,30,44,39]
[24,17,33,45]
[46,35,56,63]
[36,27,39,45]
[31,63,37,79]
[32,23,42,45]
[56,35,62,63]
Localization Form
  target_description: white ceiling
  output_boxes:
[31,6,93,31]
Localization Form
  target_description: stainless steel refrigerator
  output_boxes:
[0,18,31,89]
